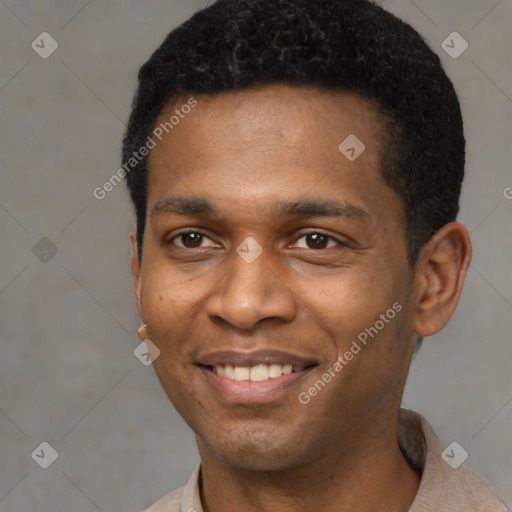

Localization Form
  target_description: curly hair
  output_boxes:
[122,0,465,264]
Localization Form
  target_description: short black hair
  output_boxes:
[122,0,465,264]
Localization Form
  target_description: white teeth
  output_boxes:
[213,363,300,381]
[282,364,293,375]
[268,363,283,378]
[249,364,269,382]
[224,364,235,379]
[234,367,250,381]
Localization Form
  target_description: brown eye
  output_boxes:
[169,231,218,249]
[179,232,203,248]
[295,232,340,250]
[306,233,328,249]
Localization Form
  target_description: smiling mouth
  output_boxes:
[202,363,316,382]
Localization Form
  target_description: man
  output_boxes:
[122,0,507,510]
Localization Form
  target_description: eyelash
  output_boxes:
[166,229,348,249]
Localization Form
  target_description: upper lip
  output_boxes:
[196,350,319,369]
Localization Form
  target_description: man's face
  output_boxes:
[132,85,418,471]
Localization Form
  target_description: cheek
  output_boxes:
[139,263,201,326]
[300,266,393,334]
[298,262,411,387]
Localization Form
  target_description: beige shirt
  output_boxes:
[143,410,508,512]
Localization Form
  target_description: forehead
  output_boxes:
[152,84,384,155]
[145,84,402,228]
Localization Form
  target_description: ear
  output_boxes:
[130,231,143,320]
[412,222,472,337]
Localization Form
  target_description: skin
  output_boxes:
[130,84,472,512]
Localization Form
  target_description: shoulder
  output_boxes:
[141,463,202,512]
[402,410,508,512]
[444,466,509,511]
[142,485,185,512]
[411,463,508,512]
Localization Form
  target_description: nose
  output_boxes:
[205,248,297,330]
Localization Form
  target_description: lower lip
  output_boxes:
[199,366,315,405]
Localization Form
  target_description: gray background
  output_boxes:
[0,0,511,510]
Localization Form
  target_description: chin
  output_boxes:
[216,447,300,472]
[200,428,310,472]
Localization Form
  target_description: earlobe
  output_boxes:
[137,323,149,341]
[413,222,472,337]
[130,231,143,319]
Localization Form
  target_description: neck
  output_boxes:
[198,415,420,512]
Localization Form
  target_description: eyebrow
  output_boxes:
[151,197,214,217]
[150,197,368,220]
[281,199,368,219]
